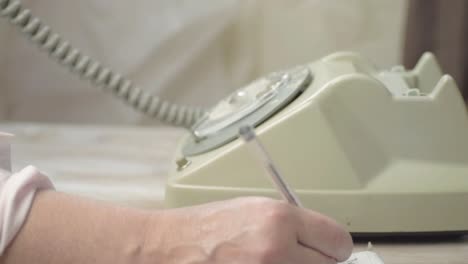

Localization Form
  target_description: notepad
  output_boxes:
[339,251,385,264]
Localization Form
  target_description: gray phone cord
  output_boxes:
[0,0,206,127]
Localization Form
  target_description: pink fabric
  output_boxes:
[0,135,54,255]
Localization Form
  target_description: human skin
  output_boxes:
[0,191,353,264]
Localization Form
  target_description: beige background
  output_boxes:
[0,0,408,124]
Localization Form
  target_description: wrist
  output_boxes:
[137,210,170,264]
[1,191,162,264]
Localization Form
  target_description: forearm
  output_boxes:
[0,190,158,264]
[0,191,353,264]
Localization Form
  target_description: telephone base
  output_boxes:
[165,183,468,234]
[165,52,468,234]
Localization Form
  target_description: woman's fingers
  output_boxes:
[291,243,337,264]
[292,207,353,261]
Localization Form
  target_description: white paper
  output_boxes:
[339,251,385,264]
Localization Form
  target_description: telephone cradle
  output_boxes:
[165,52,468,235]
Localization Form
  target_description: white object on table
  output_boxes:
[339,251,385,264]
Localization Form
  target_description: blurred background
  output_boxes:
[0,0,465,125]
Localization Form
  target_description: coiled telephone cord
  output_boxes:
[0,0,207,127]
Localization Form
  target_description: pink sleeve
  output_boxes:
[0,133,54,255]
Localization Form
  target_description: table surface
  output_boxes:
[1,122,467,264]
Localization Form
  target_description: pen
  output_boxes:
[240,126,344,262]
[239,125,303,207]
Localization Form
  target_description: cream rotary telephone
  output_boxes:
[166,51,468,236]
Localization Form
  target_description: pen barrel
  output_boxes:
[264,163,303,207]
[240,127,303,208]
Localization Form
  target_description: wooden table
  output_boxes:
[0,122,186,209]
[0,122,467,264]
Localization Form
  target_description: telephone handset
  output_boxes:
[3,0,468,236]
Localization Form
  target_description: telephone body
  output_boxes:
[2,0,468,235]
[165,52,468,235]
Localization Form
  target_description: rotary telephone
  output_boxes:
[2,0,468,240]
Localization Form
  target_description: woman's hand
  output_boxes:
[144,197,353,264]
[1,192,352,264]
